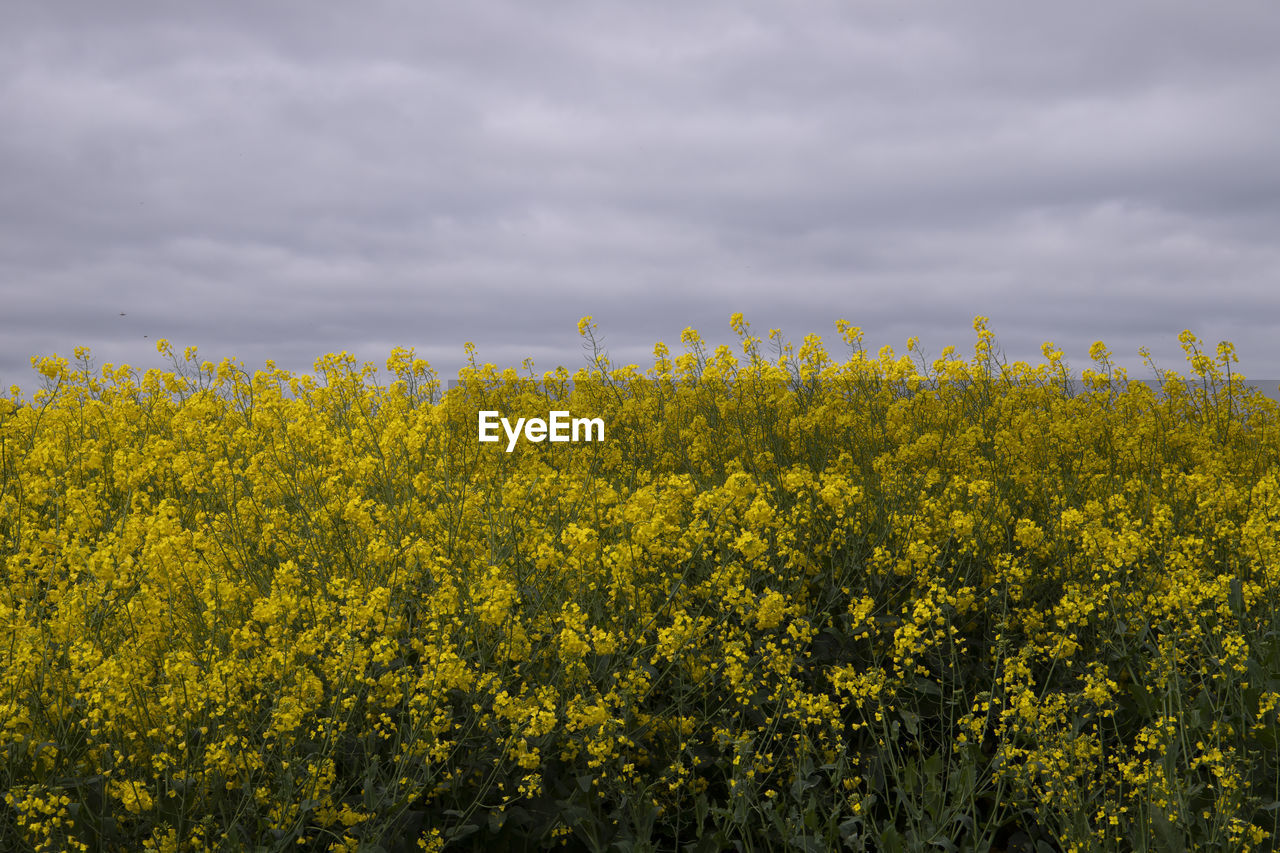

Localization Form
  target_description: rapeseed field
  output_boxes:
[2,316,1279,851]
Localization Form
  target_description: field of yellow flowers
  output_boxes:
[2,315,1279,852]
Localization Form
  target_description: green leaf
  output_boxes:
[447,823,479,841]
[915,676,942,697]
[878,824,905,853]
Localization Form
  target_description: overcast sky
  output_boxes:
[4,1,1279,395]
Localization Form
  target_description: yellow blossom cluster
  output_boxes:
[1,318,1278,851]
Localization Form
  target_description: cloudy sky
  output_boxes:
[4,0,1279,394]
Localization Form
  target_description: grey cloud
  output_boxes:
[3,1,1280,394]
